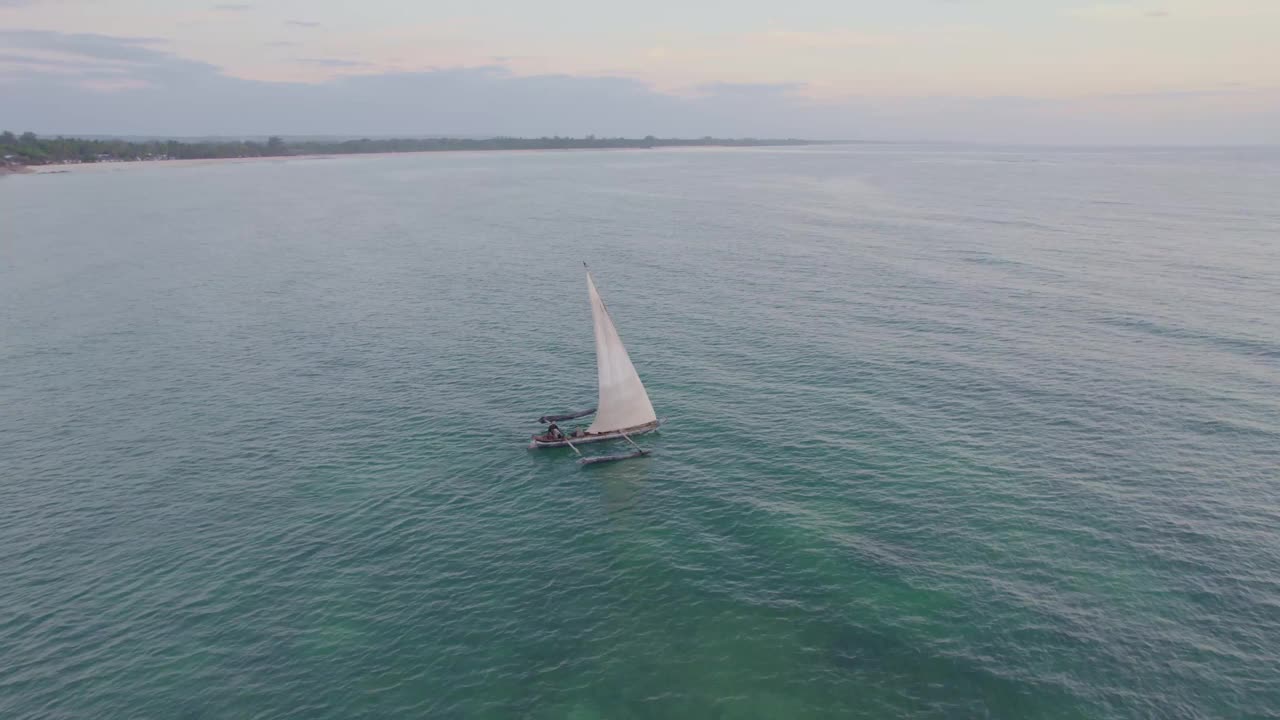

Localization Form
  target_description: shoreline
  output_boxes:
[24,153,344,175]
[8,144,824,176]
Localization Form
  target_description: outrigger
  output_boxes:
[529,265,661,464]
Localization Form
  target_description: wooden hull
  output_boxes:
[528,420,660,449]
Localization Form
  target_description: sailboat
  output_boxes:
[529,265,661,464]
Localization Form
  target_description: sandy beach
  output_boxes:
[7,145,735,177]
[19,153,347,176]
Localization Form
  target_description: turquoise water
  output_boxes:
[2,146,1278,719]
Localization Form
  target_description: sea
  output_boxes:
[2,145,1278,719]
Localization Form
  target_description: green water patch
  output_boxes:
[295,618,371,658]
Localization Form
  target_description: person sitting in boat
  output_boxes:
[546,422,564,440]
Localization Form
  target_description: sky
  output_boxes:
[0,0,1277,143]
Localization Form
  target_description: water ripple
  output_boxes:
[2,146,1279,719]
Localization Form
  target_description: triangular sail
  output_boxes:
[585,271,657,433]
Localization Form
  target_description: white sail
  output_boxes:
[586,271,657,433]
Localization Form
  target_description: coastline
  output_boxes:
[22,153,341,175]
[7,144,814,177]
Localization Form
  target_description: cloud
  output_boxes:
[0,30,215,84]
[1,29,1275,144]
[285,20,320,28]
[0,0,41,6]
[1066,2,1273,21]
[0,30,169,62]
[0,51,93,68]
[297,58,371,68]
[960,94,1051,108]
[267,41,298,47]
[1100,87,1250,100]
[1067,3,1163,21]
[0,52,762,137]
[212,3,250,10]
[695,82,806,98]
[748,29,902,50]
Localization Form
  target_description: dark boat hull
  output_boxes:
[527,420,661,449]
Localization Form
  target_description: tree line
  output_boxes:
[1,131,818,165]
[1,132,289,164]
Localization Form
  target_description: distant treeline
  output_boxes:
[1,131,820,165]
